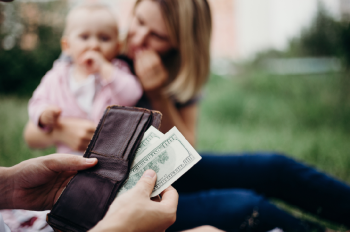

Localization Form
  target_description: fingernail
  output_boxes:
[143,169,155,179]
[86,158,97,164]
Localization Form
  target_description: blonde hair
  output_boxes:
[63,1,119,36]
[134,0,212,103]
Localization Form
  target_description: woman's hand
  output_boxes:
[134,49,168,98]
[90,170,178,232]
[53,118,96,152]
[0,154,98,210]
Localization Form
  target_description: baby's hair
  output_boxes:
[63,0,119,37]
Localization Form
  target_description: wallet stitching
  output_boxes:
[89,151,126,161]
[85,171,122,182]
[152,111,163,130]
[109,105,151,114]
[117,110,144,158]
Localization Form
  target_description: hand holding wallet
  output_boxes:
[47,106,162,232]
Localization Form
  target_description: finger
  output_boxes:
[134,52,145,70]
[159,185,178,208]
[52,108,62,119]
[134,169,157,197]
[79,121,96,134]
[78,53,89,65]
[44,154,97,173]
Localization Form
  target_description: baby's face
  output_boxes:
[63,8,119,63]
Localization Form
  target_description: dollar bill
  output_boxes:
[133,126,164,160]
[118,127,202,197]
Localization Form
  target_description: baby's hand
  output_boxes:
[39,106,61,130]
[79,51,113,81]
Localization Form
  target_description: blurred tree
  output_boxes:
[286,2,350,130]
[0,25,61,96]
[0,1,65,96]
[288,3,343,57]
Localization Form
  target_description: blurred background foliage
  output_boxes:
[0,1,63,96]
[253,3,350,61]
[0,1,350,229]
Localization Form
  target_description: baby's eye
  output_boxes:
[80,34,89,40]
[99,35,111,42]
[137,17,145,26]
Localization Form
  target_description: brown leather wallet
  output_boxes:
[47,106,162,232]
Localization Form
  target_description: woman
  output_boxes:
[24,0,350,231]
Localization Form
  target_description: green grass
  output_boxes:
[0,96,54,167]
[198,72,350,183]
[196,71,350,230]
[1,70,350,229]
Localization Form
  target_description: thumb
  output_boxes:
[52,107,61,115]
[45,154,98,172]
[52,108,62,119]
[134,169,157,197]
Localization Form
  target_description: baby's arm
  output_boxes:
[28,71,61,131]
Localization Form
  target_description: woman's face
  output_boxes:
[127,0,174,59]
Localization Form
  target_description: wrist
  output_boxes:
[51,124,65,145]
[0,166,15,209]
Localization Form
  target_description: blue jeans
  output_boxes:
[168,154,350,231]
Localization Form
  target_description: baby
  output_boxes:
[28,3,143,155]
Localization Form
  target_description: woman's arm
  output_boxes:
[134,50,198,146]
[23,118,96,152]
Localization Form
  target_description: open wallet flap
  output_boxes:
[47,106,162,232]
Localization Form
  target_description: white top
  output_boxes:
[0,214,10,232]
[68,68,96,115]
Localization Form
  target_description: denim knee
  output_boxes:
[262,154,297,172]
[173,188,266,231]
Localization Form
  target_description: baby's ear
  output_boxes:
[61,37,70,53]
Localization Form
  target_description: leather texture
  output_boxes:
[47,106,162,232]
